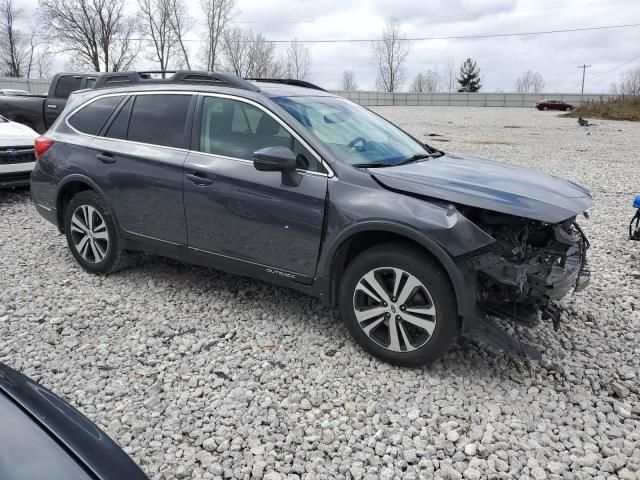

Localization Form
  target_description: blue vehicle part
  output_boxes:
[631,195,640,240]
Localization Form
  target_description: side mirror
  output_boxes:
[253,146,297,172]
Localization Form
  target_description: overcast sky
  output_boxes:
[19,0,640,92]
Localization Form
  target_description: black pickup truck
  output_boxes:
[0,73,100,133]
[0,71,243,133]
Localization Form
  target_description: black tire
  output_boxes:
[338,242,458,367]
[64,190,134,274]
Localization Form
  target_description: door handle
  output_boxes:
[96,152,116,164]
[185,173,214,186]
[46,104,57,109]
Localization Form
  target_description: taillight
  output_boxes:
[34,137,54,160]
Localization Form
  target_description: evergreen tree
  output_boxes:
[457,58,482,92]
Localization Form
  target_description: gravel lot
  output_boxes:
[1,107,639,480]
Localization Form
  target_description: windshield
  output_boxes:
[273,96,429,167]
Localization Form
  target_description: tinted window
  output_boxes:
[128,94,192,148]
[54,75,82,99]
[68,96,124,135]
[105,97,132,140]
[199,96,321,172]
[85,78,97,88]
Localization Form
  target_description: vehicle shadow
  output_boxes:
[0,186,30,204]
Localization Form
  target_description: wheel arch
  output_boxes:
[55,175,115,234]
[320,222,473,317]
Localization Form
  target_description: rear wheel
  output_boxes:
[543,106,549,111]
[338,243,458,367]
[565,106,571,111]
[64,190,135,274]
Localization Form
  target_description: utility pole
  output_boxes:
[577,64,591,101]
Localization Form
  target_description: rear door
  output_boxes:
[182,94,328,279]
[87,92,195,245]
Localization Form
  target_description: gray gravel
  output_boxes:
[1,107,639,479]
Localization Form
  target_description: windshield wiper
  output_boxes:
[351,151,444,169]
[396,151,444,165]
[351,162,392,168]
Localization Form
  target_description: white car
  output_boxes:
[0,115,38,188]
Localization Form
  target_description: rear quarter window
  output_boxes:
[67,96,124,136]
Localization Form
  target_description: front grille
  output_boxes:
[0,145,35,165]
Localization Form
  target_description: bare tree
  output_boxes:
[39,0,139,72]
[200,0,235,70]
[619,66,640,96]
[409,73,426,93]
[372,18,410,92]
[246,31,283,78]
[32,43,53,78]
[286,39,310,80]
[340,70,358,91]
[515,70,545,93]
[138,0,176,73]
[221,26,250,76]
[409,70,440,93]
[444,57,456,93]
[0,0,30,77]
[168,0,193,69]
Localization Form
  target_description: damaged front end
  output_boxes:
[459,208,591,359]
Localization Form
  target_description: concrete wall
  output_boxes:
[331,91,618,107]
[0,78,50,95]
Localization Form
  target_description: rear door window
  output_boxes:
[54,75,83,99]
[127,94,192,148]
[67,96,124,135]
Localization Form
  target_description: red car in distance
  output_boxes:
[535,99,574,111]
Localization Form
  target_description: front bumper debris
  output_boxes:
[462,217,591,360]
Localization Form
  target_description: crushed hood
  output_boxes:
[370,153,592,223]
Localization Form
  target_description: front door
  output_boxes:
[183,95,328,278]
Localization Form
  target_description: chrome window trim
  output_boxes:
[63,89,335,178]
[65,91,196,153]
[90,135,191,154]
[188,150,328,178]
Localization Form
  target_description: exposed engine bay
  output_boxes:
[459,208,590,340]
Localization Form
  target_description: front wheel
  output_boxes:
[64,190,135,274]
[566,106,571,111]
[543,106,549,111]
[338,243,458,367]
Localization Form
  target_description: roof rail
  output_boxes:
[92,71,260,92]
[245,78,326,92]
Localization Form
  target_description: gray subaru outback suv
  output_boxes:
[30,72,591,366]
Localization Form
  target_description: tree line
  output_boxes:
[0,0,310,80]
[1,4,638,95]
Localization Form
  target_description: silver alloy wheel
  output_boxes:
[352,267,437,353]
[70,205,109,263]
